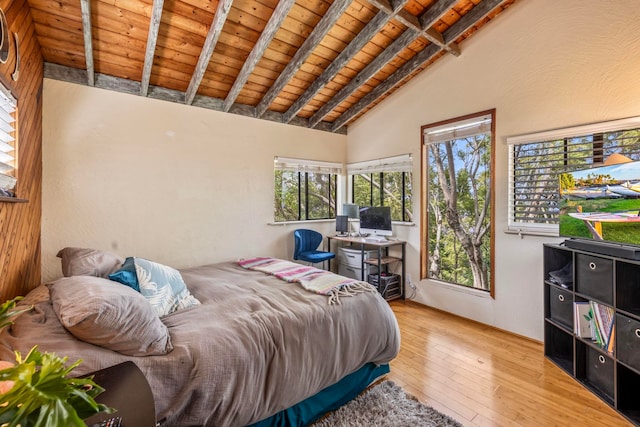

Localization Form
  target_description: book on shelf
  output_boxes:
[574,302,593,339]
[587,301,615,354]
[607,326,616,354]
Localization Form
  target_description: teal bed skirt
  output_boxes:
[247,362,390,427]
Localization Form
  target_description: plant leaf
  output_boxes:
[0,296,32,331]
[0,346,114,427]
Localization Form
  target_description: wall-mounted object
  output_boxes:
[0,9,9,64]
[11,33,18,81]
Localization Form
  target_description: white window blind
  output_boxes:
[0,83,16,193]
[274,156,343,175]
[506,116,640,235]
[347,154,412,175]
[423,114,492,145]
[273,156,341,222]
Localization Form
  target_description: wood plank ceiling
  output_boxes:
[30,0,517,133]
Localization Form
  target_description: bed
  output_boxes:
[0,248,400,427]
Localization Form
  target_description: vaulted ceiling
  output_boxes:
[30,0,517,133]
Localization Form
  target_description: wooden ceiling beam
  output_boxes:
[254,0,352,118]
[140,0,165,97]
[306,0,462,128]
[184,0,234,106]
[44,62,346,135]
[222,0,296,113]
[45,0,513,133]
[330,44,440,132]
[309,26,419,128]
[369,0,460,56]
[282,0,409,124]
[418,0,460,56]
[79,0,94,86]
[443,0,505,44]
[331,0,507,132]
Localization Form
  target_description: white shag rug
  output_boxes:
[312,380,463,427]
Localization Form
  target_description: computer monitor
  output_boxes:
[342,203,359,236]
[335,215,349,236]
[342,203,359,219]
[359,206,392,238]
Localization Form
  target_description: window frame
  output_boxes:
[506,116,640,236]
[420,109,496,298]
[273,156,342,222]
[0,82,17,200]
[347,154,413,223]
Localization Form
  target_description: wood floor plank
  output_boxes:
[387,301,633,426]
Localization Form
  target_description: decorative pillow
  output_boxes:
[108,257,139,291]
[133,258,200,317]
[57,247,124,278]
[48,276,173,356]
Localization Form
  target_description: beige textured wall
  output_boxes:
[42,82,347,281]
[347,0,640,340]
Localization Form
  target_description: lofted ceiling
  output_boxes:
[30,0,518,133]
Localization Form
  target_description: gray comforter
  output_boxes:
[0,261,400,426]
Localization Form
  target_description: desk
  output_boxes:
[327,235,406,300]
[83,361,156,427]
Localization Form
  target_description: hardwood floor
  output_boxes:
[386,300,632,427]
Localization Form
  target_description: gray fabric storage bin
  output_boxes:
[576,254,613,305]
[549,286,573,330]
[617,313,640,372]
[585,346,614,399]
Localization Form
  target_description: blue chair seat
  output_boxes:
[293,229,335,269]
[297,250,336,264]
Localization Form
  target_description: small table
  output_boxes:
[83,361,156,427]
[327,235,406,300]
[568,211,640,239]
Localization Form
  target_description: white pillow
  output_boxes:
[133,258,201,317]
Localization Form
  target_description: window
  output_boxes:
[421,110,495,295]
[347,154,413,222]
[507,116,640,235]
[0,83,17,198]
[274,157,341,222]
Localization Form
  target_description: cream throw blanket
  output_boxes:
[238,257,377,304]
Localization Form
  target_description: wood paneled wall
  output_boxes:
[0,0,43,301]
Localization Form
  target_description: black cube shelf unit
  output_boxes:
[544,243,640,425]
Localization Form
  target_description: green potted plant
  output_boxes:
[0,297,114,427]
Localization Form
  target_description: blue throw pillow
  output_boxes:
[133,258,200,317]
[108,257,139,291]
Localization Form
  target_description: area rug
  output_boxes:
[312,380,463,426]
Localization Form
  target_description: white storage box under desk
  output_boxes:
[338,246,377,267]
[338,263,378,281]
[337,246,378,280]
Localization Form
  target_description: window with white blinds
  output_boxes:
[347,154,413,222]
[273,157,342,222]
[0,84,16,197]
[507,117,640,235]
